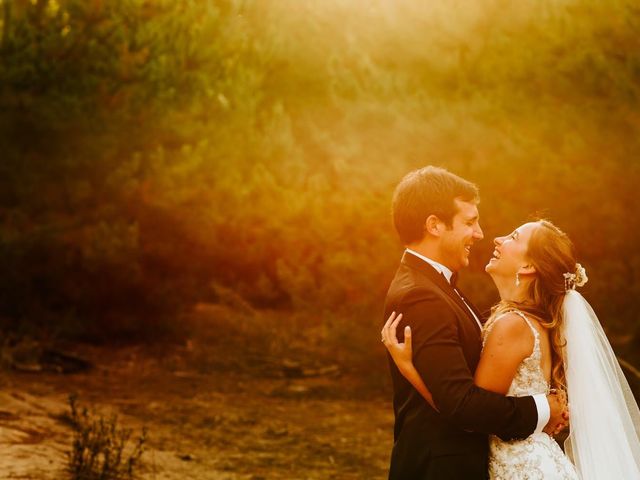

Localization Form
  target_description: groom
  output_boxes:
[384,166,566,479]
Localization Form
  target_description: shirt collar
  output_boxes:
[405,248,454,283]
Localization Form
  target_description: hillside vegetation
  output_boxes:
[1,0,639,371]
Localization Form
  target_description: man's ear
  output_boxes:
[424,215,444,237]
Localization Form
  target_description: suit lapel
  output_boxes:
[401,252,482,332]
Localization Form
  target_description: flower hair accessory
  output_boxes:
[564,263,588,291]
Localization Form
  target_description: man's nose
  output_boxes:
[474,225,484,240]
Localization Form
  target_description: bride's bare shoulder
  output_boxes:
[484,312,535,351]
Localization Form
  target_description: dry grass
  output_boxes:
[67,395,147,480]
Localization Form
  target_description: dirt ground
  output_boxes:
[0,306,394,479]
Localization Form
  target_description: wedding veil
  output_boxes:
[562,290,640,479]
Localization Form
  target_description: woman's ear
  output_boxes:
[518,263,536,276]
[424,215,443,237]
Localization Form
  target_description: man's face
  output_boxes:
[439,199,483,272]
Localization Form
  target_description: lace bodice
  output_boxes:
[483,310,579,479]
[482,310,550,397]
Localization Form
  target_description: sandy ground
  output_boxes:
[0,310,394,479]
[4,305,638,479]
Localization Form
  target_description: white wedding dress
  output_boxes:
[483,310,579,480]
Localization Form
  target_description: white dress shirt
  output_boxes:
[404,248,550,435]
[405,249,482,329]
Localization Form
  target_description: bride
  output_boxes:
[381,220,640,479]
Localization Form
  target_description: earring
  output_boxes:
[515,272,521,287]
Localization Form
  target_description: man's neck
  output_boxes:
[405,244,455,273]
[405,247,455,282]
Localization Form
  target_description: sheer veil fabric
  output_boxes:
[562,290,640,479]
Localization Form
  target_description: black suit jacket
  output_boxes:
[385,252,538,480]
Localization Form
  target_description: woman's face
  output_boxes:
[485,222,539,279]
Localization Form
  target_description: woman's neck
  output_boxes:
[493,275,530,304]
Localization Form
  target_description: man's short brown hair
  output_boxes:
[392,166,479,244]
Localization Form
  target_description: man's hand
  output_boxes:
[543,389,569,436]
